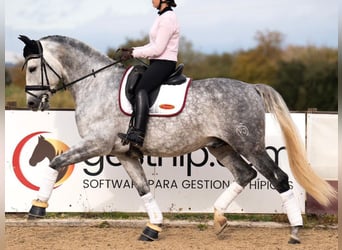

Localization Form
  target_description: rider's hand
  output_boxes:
[116,48,133,61]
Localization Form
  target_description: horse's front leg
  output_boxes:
[117,154,162,241]
[28,138,112,219]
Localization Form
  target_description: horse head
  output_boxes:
[19,35,65,111]
[29,135,56,166]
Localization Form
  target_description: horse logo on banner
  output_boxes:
[12,131,74,190]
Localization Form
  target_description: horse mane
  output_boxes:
[40,35,112,64]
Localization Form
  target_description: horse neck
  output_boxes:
[42,37,118,85]
[59,49,113,81]
[45,144,56,161]
[60,48,122,96]
[42,36,124,110]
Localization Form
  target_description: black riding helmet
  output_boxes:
[158,0,177,9]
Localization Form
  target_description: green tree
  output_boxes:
[7,33,337,111]
[107,35,150,59]
[107,35,214,78]
[274,60,306,109]
[230,30,283,84]
[5,68,12,85]
[275,46,337,111]
[254,30,283,59]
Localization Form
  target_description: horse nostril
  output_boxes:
[28,101,35,107]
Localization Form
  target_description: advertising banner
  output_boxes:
[306,114,338,180]
[5,110,306,213]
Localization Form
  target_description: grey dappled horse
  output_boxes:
[19,35,335,243]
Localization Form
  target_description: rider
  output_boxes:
[118,0,180,147]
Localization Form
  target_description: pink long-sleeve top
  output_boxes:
[132,10,180,62]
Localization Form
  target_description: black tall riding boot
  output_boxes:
[118,90,149,147]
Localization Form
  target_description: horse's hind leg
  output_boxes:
[246,150,303,244]
[208,145,257,235]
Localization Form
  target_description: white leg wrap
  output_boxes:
[280,190,303,226]
[214,182,243,213]
[141,192,163,224]
[37,167,58,202]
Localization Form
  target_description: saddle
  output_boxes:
[126,63,187,105]
[119,64,192,117]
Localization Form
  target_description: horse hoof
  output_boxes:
[288,226,301,244]
[28,199,48,219]
[138,234,154,242]
[288,236,301,244]
[214,221,228,235]
[138,223,162,241]
[28,205,46,219]
[214,211,228,235]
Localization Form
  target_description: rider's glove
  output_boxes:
[116,48,133,61]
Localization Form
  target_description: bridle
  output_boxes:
[23,40,122,106]
[23,40,64,101]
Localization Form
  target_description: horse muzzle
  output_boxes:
[27,93,50,111]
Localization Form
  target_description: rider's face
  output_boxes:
[152,0,160,9]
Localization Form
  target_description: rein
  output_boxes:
[24,40,122,97]
[51,59,122,94]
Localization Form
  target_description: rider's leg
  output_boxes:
[118,89,149,147]
[118,59,176,147]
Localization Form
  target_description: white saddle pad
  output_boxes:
[119,66,192,117]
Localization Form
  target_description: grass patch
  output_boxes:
[5,84,75,109]
[303,214,338,227]
[197,223,208,231]
[163,213,212,222]
[6,212,337,228]
[43,212,147,220]
[96,221,111,228]
[5,84,26,108]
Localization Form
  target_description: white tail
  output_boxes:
[255,84,336,206]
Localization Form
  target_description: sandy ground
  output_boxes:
[5,219,338,250]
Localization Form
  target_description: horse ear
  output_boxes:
[38,135,45,140]
[18,35,33,45]
[18,35,39,58]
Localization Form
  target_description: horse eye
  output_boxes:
[28,66,37,73]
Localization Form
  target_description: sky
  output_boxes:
[5,0,338,63]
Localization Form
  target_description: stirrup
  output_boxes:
[118,132,144,147]
[118,114,135,145]
[118,125,134,145]
[118,128,145,147]
[118,132,130,145]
